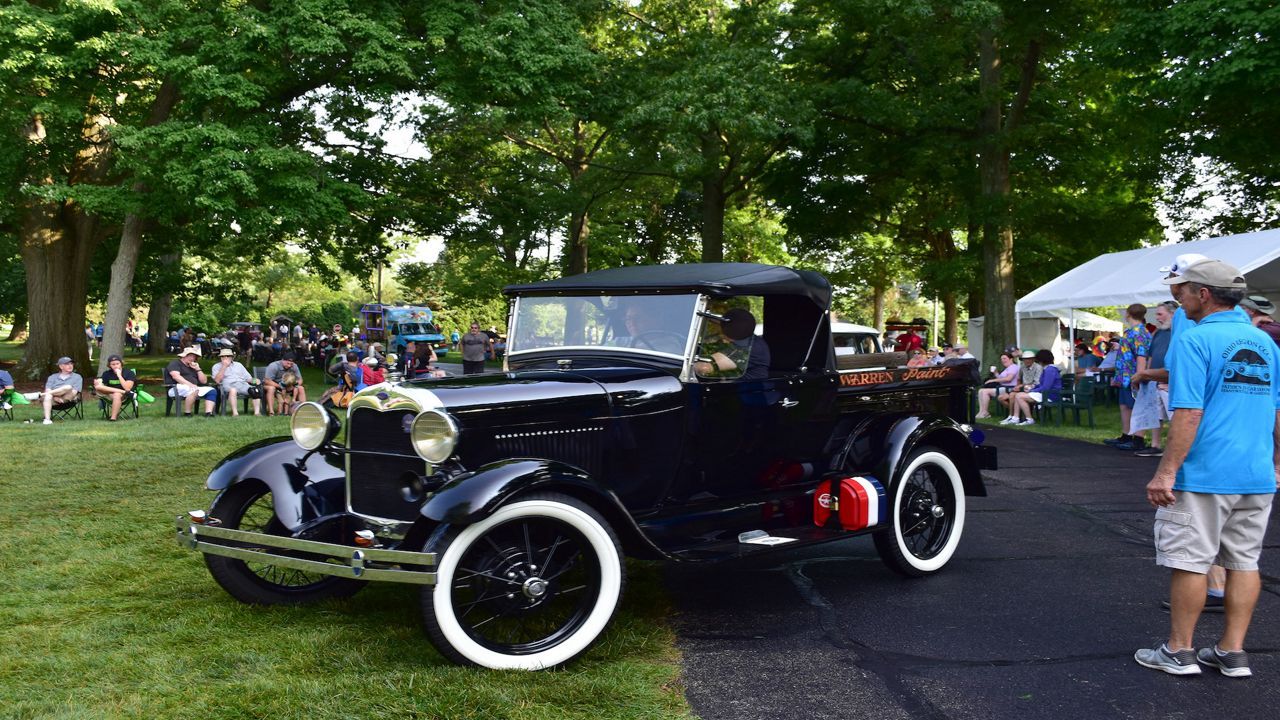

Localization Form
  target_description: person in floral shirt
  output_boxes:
[1105,303,1152,451]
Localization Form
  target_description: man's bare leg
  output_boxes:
[1167,569,1207,650]
[1219,569,1259,652]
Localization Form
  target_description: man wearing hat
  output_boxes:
[998,350,1042,421]
[1240,294,1280,345]
[211,348,260,416]
[166,346,218,416]
[41,356,83,424]
[1136,258,1280,677]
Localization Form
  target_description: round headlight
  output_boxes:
[410,409,458,463]
[290,402,332,451]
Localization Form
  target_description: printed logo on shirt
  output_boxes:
[1220,347,1273,394]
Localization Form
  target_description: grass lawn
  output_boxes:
[0,341,690,720]
[974,389,1134,445]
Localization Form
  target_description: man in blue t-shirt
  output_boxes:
[1135,258,1280,678]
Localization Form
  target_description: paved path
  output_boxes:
[665,426,1280,720]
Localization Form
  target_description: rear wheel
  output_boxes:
[203,481,363,604]
[421,492,625,670]
[874,448,966,577]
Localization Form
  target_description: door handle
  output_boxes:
[779,398,799,408]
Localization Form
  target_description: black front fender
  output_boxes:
[206,437,347,531]
[419,458,667,559]
[421,459,607,525]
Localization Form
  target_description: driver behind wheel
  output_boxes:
[614,301,685,353]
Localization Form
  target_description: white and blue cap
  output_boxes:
[1159,258,1247,288]
[1158,252,1209,278]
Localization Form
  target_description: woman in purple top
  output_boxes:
[975,352,1019,418]
[1005,349,1063,426]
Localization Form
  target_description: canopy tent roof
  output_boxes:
[970,309,1121,332]
[1016,228,1280,313]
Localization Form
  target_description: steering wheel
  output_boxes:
[631,331,685,353]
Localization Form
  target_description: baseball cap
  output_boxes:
[56,356,73,365]
[1158,252,1210,278]
[1240,294,1276,314]
[1158,258,1247,288]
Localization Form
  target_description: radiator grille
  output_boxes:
[347,407,426,521]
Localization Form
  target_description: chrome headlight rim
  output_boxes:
[290,401,339,451]
[410,409,459,463]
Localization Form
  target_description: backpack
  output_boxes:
[332,369,358,408]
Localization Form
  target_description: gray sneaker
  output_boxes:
[1135,644,1202,675]
[1197,646,1252,677]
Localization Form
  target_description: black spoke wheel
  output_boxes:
[874,447,966,577]
[203,481,363,604]
[422,493,624,670]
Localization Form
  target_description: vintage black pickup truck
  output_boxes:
[177,263,996,670]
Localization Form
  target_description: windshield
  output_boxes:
[395,322,436,336]
[509,294,699,358]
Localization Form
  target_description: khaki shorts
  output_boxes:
[1154,491,1274,573]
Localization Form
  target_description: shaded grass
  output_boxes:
[974,393,1130,444]
[0,346,689,720]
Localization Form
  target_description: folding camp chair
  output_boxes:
[50,394,84,422]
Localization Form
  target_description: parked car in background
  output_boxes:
[831,321,883,355]
[177,263,995,670]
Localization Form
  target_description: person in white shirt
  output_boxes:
[211,348,261,416]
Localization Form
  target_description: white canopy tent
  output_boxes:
[968,309,1121,365]
[1012,227,1280,372]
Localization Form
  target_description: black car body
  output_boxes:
[178,263,995,670]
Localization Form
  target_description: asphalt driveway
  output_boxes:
[665,426,1280,720]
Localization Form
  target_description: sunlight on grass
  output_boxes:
[0,342,689,720]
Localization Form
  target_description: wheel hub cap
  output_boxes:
[931,505,945,518]
[522,577,548,600]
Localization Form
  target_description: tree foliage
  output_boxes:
[4,0,1268,365]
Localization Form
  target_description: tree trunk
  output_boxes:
[977,27,1016,367]
[566,208,589,276]
[700,132,725,263]
[872,284,886,330]
[98,209,145,372]
[6,309,26,342]
[147,250,182,355]
[99,79,180,372]
[700,177,725,263]
[942,290,958,346]
[17,202,99,380]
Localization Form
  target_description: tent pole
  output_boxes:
[1015,312,1022,350]
[1069,308,1076,375]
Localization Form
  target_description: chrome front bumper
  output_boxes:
[175,517,437,585]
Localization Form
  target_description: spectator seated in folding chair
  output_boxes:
[40,356,85,424]
[262,352,306,416]
[210,348,262,416]
[0,366,16,420]
[165,346,219,417]
[93,354,137,421]
[1002,349,1062,426]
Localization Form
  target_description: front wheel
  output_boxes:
[421,492,625,670]
[203,481,363,604]
[873,448,966,577]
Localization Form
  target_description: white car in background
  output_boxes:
[832,322,883,355]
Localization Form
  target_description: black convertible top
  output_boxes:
[502,263,832,309]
